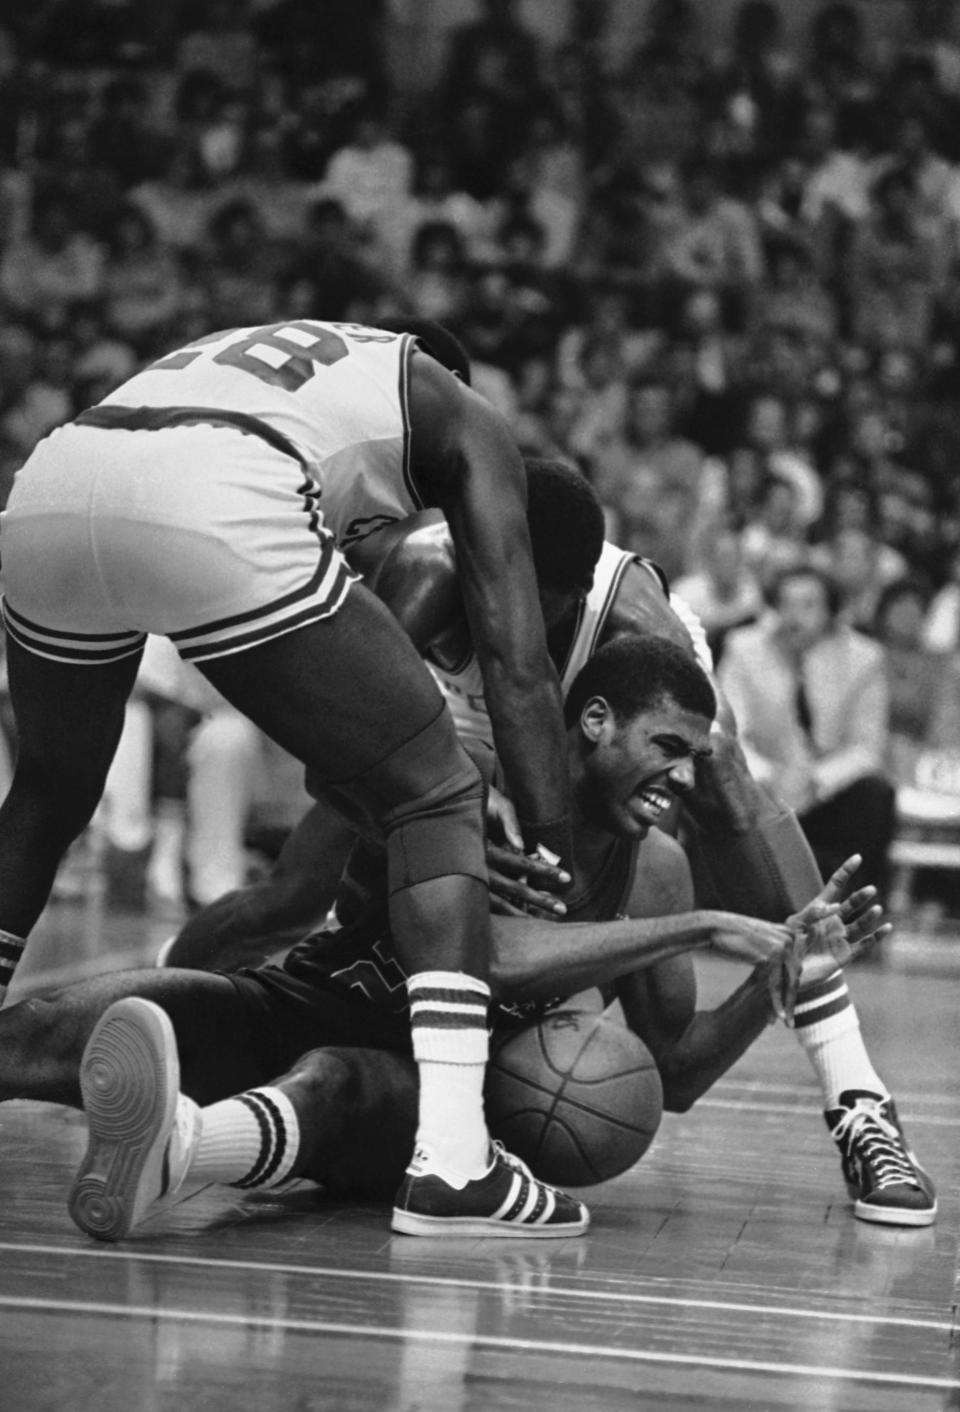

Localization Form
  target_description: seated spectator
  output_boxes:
[280,196,388,322]
[378,148,486,283]
[663,154,765,330]
[0,189,104,323]
[740,474,810,593]
[402,220,471,327]
[196,197,289,326]
[322,100,413,249]
[101,203,185,356]
[718,563,895,899]
[924,544,960,652]
[734,390,825,529]
[851,164,949,353]
[672,523,764,663]
[811,525,908,632]
[219,123,313,244]
[873,575,960,789]
[591,372,707,581]
[129,141,225,255]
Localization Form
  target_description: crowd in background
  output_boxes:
[3,0,960,914]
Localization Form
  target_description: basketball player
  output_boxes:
[0,319,590,1236]
[0,634,878,1240]
[161,474,937,1226]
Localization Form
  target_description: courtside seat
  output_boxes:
[888,783,960,916]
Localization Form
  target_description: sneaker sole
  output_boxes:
[390,1209,589,1239]
[854,1197,938,1228]
[68,998,179,1241]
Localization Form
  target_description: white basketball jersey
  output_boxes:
[100,320,424,552]
[431,541,649,746]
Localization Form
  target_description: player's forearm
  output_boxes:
[626,966,775,1112]
[489,911,718,1004]
[484,671,574,864]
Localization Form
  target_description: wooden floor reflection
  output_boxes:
[2,895,959,1411]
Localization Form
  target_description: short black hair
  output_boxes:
[525,458,604,595]
[772,563,841,617]
[375,317,472,386]
[564,632,716,728]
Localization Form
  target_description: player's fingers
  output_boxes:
[819,853,863,905]
[844,904,887,945]
[487,869,567,917]
[838,884,877,920]
[846,924,893,962]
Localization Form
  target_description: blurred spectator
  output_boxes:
[281,196,388,322]
[129,140,224,253]
[874,574,960,786]
[924,544,960,652]
[322,100,413,249]
[403,219,471,327]
[0,189,105,320]
[100,202,185,354]
[850,164,949,353]
[591,372,707,580]
[740,473,809,591]
[174,0,259,97]
[719,563,895,898]
[379,148,486,283]
[663,154,765,331]
[672,523,764,663]
[811,524,908,632]
[219,122,313,244]
[87,77,167,193]
[196,196,288,326]
[440,0,542,131]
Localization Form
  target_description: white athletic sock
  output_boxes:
[793,969,886,1109]
[187,1086,300,1189]
[0,929,25,1006]
[408,970,491,1183]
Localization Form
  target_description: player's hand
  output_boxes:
[486,783,525,851]
[789,854,892,987]
[486,841,570,919]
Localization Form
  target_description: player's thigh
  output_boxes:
[197,579,459,783]
[5,637,142,793]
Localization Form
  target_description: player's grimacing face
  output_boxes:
[579,698,713,839]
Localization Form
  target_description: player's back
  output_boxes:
[98,320,425,551]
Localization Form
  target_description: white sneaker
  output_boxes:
[68,998,200,1240]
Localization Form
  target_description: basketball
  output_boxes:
[485,1007,664,1187]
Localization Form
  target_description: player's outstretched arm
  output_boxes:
[164,800,354,972]
[407,358,573,866]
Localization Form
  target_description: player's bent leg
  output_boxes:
[197,585,586,1231]
[0,640,143,999]
[162,801,353,973]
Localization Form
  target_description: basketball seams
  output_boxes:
[486,1008,663,1185]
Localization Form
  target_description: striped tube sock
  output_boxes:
[187,1087,300,1190]
[793,969,886,1108]
[408,970,491,1183]
[0,930,25,1006]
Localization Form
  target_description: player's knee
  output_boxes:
[373,719,487,892]
[3,992,81,1069]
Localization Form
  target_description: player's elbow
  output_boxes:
[658,1067,703,1113]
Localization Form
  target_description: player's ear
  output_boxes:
[580,696,612,744]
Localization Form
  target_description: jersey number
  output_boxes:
[150,322,350,393]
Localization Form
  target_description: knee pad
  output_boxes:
[338,706,488,894]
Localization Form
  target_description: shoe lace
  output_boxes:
[491,1140,559,1193]
[832,1100,919,1191]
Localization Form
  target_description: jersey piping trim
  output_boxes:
[397,335,425,513]
[74,404,310,469]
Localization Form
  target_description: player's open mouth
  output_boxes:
[634,786,672,820]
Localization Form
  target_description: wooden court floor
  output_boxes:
[1,890,958,1411]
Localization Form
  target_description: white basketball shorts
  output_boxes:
[0,416,357,665]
